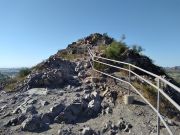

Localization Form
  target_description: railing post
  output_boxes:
[92,52,94,80]
[128,65,131,95]
[157,78,160,135]
[92,54,94,70]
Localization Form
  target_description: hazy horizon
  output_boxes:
[0,0,180,68]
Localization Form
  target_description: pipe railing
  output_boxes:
[87,46,180,135]
[94,54,180,93]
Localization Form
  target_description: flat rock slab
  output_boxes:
[26,88,48,96]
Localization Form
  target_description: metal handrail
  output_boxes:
[93,58,180,112]
[94,55,180,93]
[87,46,180,135]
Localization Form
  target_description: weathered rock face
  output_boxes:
[52,91,102,124]
[87,99,101,116]
[27,69,64,89]
[4,114,27,127]
[50,103,65,117]
[54,100,87,124]
[13,57,77,91]
[67,33,113,50]
[35,56,76,74]
[21,114,49,132]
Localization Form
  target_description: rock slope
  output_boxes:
[0,59,179,135]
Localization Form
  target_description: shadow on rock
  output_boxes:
[133,100,147,106]
[21,114,50,133]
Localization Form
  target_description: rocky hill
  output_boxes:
[0,33,180,135]
[4,33,169,92]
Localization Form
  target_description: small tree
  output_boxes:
[120,34,126,42]
[105,41,127,60]
[19,68,31,77]
[132,45,144,54]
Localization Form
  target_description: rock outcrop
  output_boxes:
[11,57,77,91]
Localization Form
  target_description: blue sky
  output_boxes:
[0,0,180,68]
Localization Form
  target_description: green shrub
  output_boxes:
[94,61,108,71]
[98,44,107,53]
[4,75,26,92]
[19,68,31,77]
[105,41,127,60]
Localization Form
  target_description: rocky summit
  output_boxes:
[0,33,180,135]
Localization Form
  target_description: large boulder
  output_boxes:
[86,99,101,117]
[21,114,49,132]
[55,102,84,124]
[50,103,65,117]
[82,91,102,117]
[40,103,65,125]
[41,112,54,125]
[88,99,101,112]
[4,114,27,127]
[65,102,83,116]
[13,105,38,115]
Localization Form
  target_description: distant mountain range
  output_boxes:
[0,68,21,78]
[164,66,180,70]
